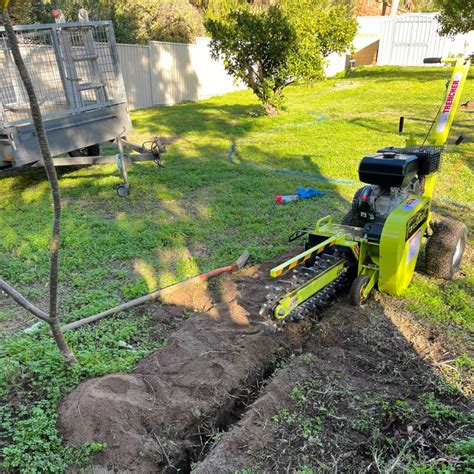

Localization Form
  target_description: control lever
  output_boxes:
[399,116,405,134]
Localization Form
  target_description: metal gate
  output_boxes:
[378,14,446,66]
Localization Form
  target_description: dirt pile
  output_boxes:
[58,254,306,472]
[59,251,471,472]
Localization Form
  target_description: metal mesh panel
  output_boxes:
[0,29,69,124]
[0,22,126,127]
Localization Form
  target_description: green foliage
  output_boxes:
[0,313,158,471]
[0,401,110,471]
[124,0,205,44]
[7,0,52,24]
[282,0,357,81]
[206,1,357,114]
[435,0,474,35]
[404,274,474,331]
[421,393,462,421]
[382,399,416,423]
[206,6,295,115]
[1,401,105,473]
[7,0,204,45]
[410,0,437,12]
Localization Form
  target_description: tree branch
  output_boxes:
[0,278,51,324]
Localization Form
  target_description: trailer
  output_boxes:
[0,20,165,196]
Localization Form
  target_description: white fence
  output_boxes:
[378,13,474,66]
[117,38,245,110]
[117,14,474,110]
[117,37,351,110]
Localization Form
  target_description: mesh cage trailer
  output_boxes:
[0,21,164,194]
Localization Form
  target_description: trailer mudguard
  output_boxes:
[379,196,430,295]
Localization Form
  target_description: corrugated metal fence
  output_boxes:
[117,15,473,109]
[117,38,244,110]
[378,13,473,66]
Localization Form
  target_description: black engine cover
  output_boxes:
[359,152,419,188]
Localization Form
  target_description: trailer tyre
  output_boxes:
[349,275,370,306]
[116,184,130,198]
[68,144,100,158]
[425,219,467,279]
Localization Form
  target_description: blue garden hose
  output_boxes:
[226,115,472,209]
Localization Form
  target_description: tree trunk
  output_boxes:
[2,9,77,365]
[263,101,278,116]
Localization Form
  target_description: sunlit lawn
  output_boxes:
[0,66,472,471]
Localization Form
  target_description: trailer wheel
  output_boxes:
[425,219,467,279]
[349,275,370,306]
[116,184,130,198]
[68,144,100,158]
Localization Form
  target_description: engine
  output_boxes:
[352,147,441,225]
[354,179,422,222]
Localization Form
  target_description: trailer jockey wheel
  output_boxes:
[349,275,370,306]
[425,219,467,279]
[116,183,131,198]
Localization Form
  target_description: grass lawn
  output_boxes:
[0,66,473,471]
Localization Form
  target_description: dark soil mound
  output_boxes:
[58,254,306,472]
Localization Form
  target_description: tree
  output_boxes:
[282,0,357,82]
[1,2,77,365]
[410,0,436,12]
[8,0,51,24]
[205,1,357,114]
[435,0,474,35]
[206,6,295,115]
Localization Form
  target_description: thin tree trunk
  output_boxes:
[263,101,278,116]
[2,9,77,365]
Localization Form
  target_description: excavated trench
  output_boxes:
[58,251,310,472]
[170,348,291,473]
[59,250,470,472]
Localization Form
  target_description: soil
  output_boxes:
[0,296,36,335]
[58,251,473,473]
[58,251,307,472]
[194,302,472,472]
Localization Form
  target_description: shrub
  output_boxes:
[126,0,206,44]
[206,5,295,115]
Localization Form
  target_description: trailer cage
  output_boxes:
[0,20,165,196]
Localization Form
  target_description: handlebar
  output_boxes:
[423,57,442,64]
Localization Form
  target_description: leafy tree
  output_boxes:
[118,0,205,44]
[206,6,295,115]
[205,0,277,18]
[206,1,357,114]
[410,0,436,12]
[282,0,357,82]
[7,0,51,24]
[435,0,474,35]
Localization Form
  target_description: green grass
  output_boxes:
[0,66,473,471]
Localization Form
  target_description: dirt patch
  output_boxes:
[0,297,36,335]
[193,302,473,472]
[59,250,472,472]
[58,252,306,472]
